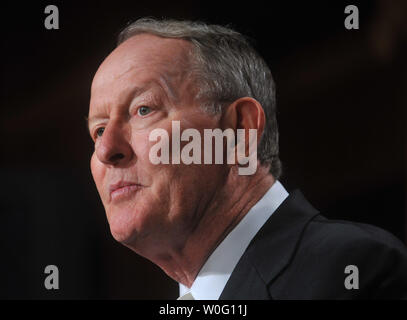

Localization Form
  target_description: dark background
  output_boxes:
[1,0,406,299]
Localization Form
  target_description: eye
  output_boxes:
[137,106,152,116]
[95,127,105,138]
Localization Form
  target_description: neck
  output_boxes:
[149,164,275,287]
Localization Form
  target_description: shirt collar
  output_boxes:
[179,180,289,300]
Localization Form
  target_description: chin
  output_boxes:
[107,208,139,244]
[109,223,135,244]
[110,226,134,244]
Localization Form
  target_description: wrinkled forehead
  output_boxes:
[91,34,194,95]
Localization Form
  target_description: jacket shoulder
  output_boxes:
[270,215,407,299]
[304,215,407,253]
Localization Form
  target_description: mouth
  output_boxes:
[109,181,143,203]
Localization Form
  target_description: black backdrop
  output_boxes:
[1,0,406,299]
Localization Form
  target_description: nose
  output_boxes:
[95,121,133,166]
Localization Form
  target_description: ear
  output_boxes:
[220,98,265,172]
[221,97,265,142]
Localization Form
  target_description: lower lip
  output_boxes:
[110,185,141,202]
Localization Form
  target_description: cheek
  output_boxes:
[90,152,106,198]
[132,130,173,175]
[132,130,152,161]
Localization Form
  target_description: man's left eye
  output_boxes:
[137,106,152,116]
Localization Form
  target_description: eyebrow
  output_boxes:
[86,74,180,133]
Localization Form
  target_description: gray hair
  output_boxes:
[118,18,282,179]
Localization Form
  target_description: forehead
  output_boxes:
[91,34,193,98]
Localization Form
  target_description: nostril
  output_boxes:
[110,153,125,163]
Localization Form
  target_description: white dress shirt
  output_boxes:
[178,180,289,300]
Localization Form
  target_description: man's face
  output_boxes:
[89,34,228,253]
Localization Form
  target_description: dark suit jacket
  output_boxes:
[219,190,407,299]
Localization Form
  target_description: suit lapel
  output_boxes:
[219,190,320,299]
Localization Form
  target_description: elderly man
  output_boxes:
[88,18,407,299]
